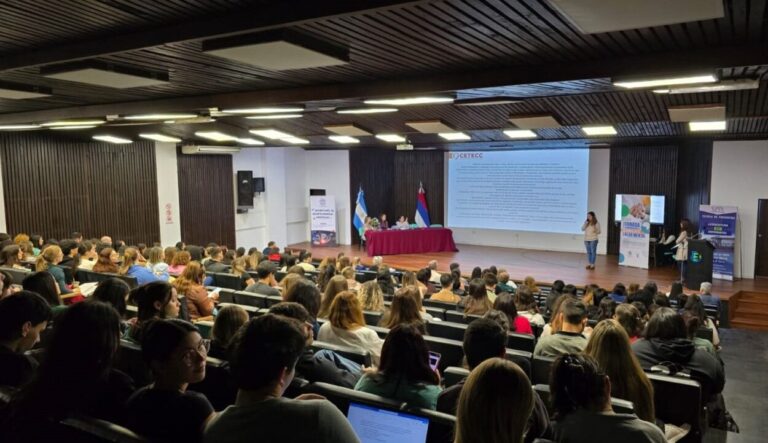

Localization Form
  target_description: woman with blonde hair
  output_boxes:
[209,304,249,360]
[144,246,169,281]
[455,358,533,443]
[341,266,359,291]
[245,249,262,271]
[168,250,191,275]
[318,275,349,318]
[280,272,304,299]
[231,256,255,290]
[583,319,655,423]
[358,280,386,312]
[523,275,540,293]
[318,291,383,365]
[172,261,218,321]
[35,245,71,295]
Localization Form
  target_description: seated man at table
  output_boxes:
[394,216,410,230]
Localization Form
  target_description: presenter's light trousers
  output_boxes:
[585,240,598,265]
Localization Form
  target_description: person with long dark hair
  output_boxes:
[460,278,493,316]
[354,323,441,409]
[581,211,601,269]
[22,271,64,315]
[494,292,533,334]
[125,281,181,342]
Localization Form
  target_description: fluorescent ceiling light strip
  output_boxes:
[582,125,617,136]
[50,125,98,130]
[336,107,398,114]
[375,134,406,142]
[689,120,726,131]
[364,96,454,106]
[235,137,265,145]
[222,106,304,114]
[125,113,198,120]
[42,119,105,127]
[0,124,41,130]
[653,79,760,94]
[281,136,310,145]
[93,135,132,144]
[438,132,471,141]
[503,129,538,139]
[329,135,360,144]
[139,133,181,142]
[246,114,303,120]
[613,74,716,89]
[195,131,237,142]
[249,129,293,139]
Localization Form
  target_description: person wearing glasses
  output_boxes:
[126,319,215,443]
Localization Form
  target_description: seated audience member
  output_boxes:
[515,286,544,327]
[164,246,178,265]
[379,287,426,331]
[91,278,131,332]
[582,284,600,319]
[432,273,462,303]
[494,292,533,335]
[203,314,359,443]
[145,246,170,281]
[496,270,517,294]
[57,239,79,272]
[609,282,627,303]
[357,280,386,312]
[298,251,316,272]
[230,257,255,290]
[223,249,236,266]
[22,271,64,314]
[341,266,360,291]
[584,320,656,423]
[368,255,383,272]
[545,279,565,315]
[437,318,550,442]
[127,319,215,443]
[93,247,120,274]
[427,260,441,283]
[483,272,498,302]
[209,304,249,360]
[245,260,281,297]
[0,270,15,299]
[318,275,349,318]
[29,234,43,256]
[35,245,71,295]
[205,247,229,274]
[316,264,337,292]
[0,291,52,387]
[356,323,441,408]
[698,282,720,309]
[550,354,665,443]
[2,302,135,440]
[540,293,571,338]
[100,235,113,247]
[261,241,277,256]
[668,281,686,303]
[173,262,218,321]
[681,310,717,356]
[632,307,724,400]
[125,281,181,342]
[0,244,26,269]
[352,256,365,271]
[77,241,98,271]
[596,297,617,322]
[270,302,361,388]
[627,282,640,299]
[460,278,493,316]
[284,280,322,337]
[337,256,352,272]
[169,250,192,275]
[120,247,161,286]
[454,358,535,443]
[684,294,720,348]
[376,267,397,295]
[280,272,304,296]
[534,298,588,357]
[614,304,643,343]
[318,291,384,365]
[523,275,540,293]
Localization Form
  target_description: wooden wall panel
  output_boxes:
[0,133,159,245]
[349,149,395,244]
[176,151,236,247]
[676,140,712,231]
[393,151,444,228]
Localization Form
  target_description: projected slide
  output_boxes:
[447,149,589,234]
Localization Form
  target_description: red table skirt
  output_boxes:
[365,228,459,256]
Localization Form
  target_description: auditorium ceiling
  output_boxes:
[0,0,766,148]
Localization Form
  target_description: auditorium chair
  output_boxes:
[531,323,543,338]
[114,340,152,387]
[402,407,456,443]
[647,373,704,442]
[532,356,556,385]
[209,272,242,290]
[426,321,467,341]
[217,302,261,317]
[188,356,237,411]
[363,310,383,326]
[443,367,469,388]
[59,265,75,284]
[311,340,373,367]
[533,384,635,415]
[424,306,447,320]
[507,332,536,354]
[695,327,714,343]
[367,325,390,339]
[265,295,283,307]
[232,290,267,308]
[283,376,310,399]
[423,336,465,372]
[444,311,482,324]
[215,288,236,303]
[355,271,378,284]
[275,271,287,282]
[303,382,404,415]
[505,349,533,378]
[423,299,459,310]
[195,320,214,339]
[0,266,30,284]
[76,269,138,289]
[59,415,148,443]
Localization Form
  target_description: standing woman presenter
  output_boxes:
[675,218,692,283]
[582,212,600,270]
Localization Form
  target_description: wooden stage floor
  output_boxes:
[288,242,768,300]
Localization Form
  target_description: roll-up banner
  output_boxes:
[699,205,737,280]
[619,194,651,269]
[310,195,337,247]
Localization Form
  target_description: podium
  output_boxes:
[684,239,715,290]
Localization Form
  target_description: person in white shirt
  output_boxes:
[427,260,441,284]
[317,291,383,366]
[581,211,601,270]
[395,216,410,230]
[297,251,316,272]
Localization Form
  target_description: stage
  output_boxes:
[288,242,768,301]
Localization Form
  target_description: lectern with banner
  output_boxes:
[685,239,715,290]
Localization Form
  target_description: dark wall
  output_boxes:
[349,150,444,244]
[177,151,236,247]
[0,133,159,245]
[676,140,712,230]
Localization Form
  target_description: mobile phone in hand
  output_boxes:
[428,351,441,371]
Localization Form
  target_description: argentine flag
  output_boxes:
[353,187,368,232]
[415,182,431,228]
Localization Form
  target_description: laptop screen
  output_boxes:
[347,402,429,443]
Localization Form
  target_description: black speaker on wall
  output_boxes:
[237,170,254,209]
[253,177,265,193]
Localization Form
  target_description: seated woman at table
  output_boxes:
[379,213,389,230]
[395,216,410,230]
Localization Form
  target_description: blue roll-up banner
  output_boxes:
[699,205,737,281]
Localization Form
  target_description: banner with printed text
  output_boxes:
[310,195,337,247]
[699,205,737,280]
[619,194,651,269]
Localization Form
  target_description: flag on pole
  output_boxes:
[415,182,431,228]
[353,187,368,232]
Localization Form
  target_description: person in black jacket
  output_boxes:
[268,302,362,388]
[0,291,52,387]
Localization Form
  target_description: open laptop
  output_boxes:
[347,402,429,443]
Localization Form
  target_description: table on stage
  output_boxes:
[365,227,459,256]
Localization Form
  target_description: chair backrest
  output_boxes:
[505,349,532,379]
[217,302,261,317]
[423,336,465,372]
[195,320,214,339]
[275,271,287,282]
[426,321,467,342]
[402,407,456,443]
[59,265,75,284]
[363,310,383,327]
[423,299,458,310]
[355,271,379,284]
[60,415,148,443]
[210,272,242,290]
[647,373,703,442]
[443,366,469,388]
[444,311,466,323]
[114,340,152,387]
[233,291,267,308]
[217,288,236,303]
[311,340,372,367]
[303,382,404,415]
[0,266,31,284]
[266,295,283,307]
[507,332,536,354]
[533,384,635,415]
[532,355,556,385]
[424,306,447,321]
[76,269,138,289]
[188,356,237,411]
[695,327,714,343]
[367,325,390,339]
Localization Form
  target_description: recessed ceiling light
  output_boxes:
[195,131,238,142]
[0,81,52,99]
[438,132,471,141]
[375,134,406,142]
[0,124,41,130]
[336,107,398,114]
[689,120,726,131]
[503,129,538,139]
[613,74,717,89]
[139,133,182,143]
[653,79,760,94]
[93,135,132,144]
[246,114,303,120]
[324,124,372,137]
[508,114,561,129]
[281,136,310,145]
[454,97,523,106]
[364,96,454,106]
[329,135,360,144]
[407,120,456,134]
[235,137,265,146]
[582,125,617,136]
[222,106,304,114]
[249,128,294,139]
[50,125,98,130]
[668,105,725,122]
[124,113,198,120]
[42,119,105,127]
[41,61,169,88]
